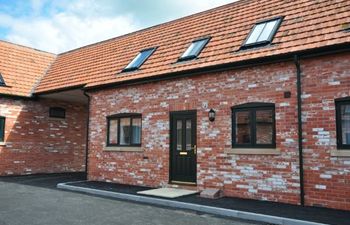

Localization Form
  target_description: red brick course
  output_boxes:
[0,97,87,175]
[301,52,350,210]
[87,52,350,211]
[87,60,301,205]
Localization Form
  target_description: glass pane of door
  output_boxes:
[186,120,192,150]
[176,120,182,151]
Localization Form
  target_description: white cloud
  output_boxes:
[1,0,234,53]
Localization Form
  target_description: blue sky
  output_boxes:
[0,0,233,53]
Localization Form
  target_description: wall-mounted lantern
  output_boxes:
[208,109,216,122]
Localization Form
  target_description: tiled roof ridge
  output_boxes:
[29,55,58,96]
[0,40,55,56]
[57,0,247,56]
[0,40,56,97]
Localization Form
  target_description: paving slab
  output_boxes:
[138,188,198,198]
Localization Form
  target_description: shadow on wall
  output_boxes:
[0,97,88,176]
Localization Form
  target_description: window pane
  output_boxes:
[190,40,206,55]
[132,118,141,145]
[341,104,350,145]
[245,23,265,44]
[0,73,6,86]
[120,118,131,145]
[125,52,142,69]
[0,117,4,142]
[256,109,274,144]
[235,111,251,144]
[49,107,66,118]
[108,119,119,145]
[257,20,278,42]
[177,120,182,151]
[186,120,192,151]
[125,48,154,70]
[181,39,208,58]
[181,43,196,58]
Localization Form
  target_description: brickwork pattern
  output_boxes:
[0,98,87,175]
[301,52,350,210]
[88,61,301,205]
[88,52,350,210]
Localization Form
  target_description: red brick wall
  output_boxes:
[0,97,87,175]
[88,61,301,205]
[87,52,350,211]
[301,52,350,210]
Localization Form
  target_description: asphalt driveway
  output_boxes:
[0,173,260,225]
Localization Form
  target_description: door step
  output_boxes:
[167,182,198,191]
[137,187,198,198]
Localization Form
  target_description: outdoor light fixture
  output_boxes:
[208,109,216,122]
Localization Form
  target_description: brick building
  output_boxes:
[1,0,350,211]
[0,41,87,175]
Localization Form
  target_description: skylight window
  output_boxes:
[243,17,283,48]
[123,47,157,72]
[179,37,210,61]
[0,73,5,86]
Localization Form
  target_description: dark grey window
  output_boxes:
[123,48,157,72]
[179,37,210,61]
[336,98,350,149]
[242,17,283,48]
[49,107,66,119]
[232,103,276,148]
[107,113,142,146]
[0,117,5,142]
[0,73,6,86]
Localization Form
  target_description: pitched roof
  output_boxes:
[23,0,350,94]
[0,40,55,97]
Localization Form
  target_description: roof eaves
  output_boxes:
[34,84,87,96]
[0,92,37,100]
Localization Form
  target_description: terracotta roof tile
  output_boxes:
[0,41,55,97]
[35,0,350,93]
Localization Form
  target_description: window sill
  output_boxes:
[0,142,6,146]
[225,148,280,155]
[330,150,350,157]
[103,146,143,152]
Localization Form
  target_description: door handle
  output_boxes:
[192,145,197,155]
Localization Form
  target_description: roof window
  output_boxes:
[179,37,210,61]
[123,47,157,72]
[242,17,283,48]
[0,73,5,86]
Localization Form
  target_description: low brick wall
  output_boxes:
[0,97,87,175]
